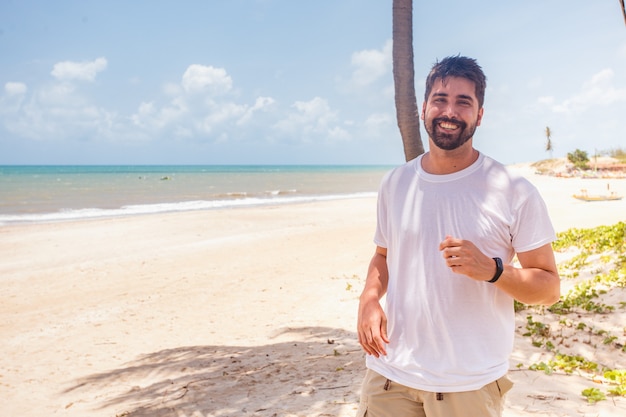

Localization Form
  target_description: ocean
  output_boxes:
[0,165,394,225]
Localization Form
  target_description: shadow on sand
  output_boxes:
[63,327,365,417]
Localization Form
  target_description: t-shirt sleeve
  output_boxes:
[510,184,556,253]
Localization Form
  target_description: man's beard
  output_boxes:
[426,117,477,151]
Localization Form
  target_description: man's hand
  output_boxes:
[438,235,495,281]
[357,296,389,357]
[357,247,390,357]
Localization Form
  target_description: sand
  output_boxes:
[1,165,625,417]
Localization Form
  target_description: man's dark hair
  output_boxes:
[424,56,487,108]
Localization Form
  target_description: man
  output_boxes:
[356,56,560,417]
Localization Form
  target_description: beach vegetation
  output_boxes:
[524,315,551,348]
[519,221,626,403]
[605,370,626,396]
[582,387,606,403]
[605,146,626,163]
[338,274,361,294]
[552,221,626,266]
[529,353,599,375]
[514,299,526,312]
[567,148,590,170]
[548,277,615,314]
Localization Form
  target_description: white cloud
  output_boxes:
[131,101,156,127]
[36,83,79,106]
[130,97,188,132]
[365,112,393,128]
[120,59,275,141]
[293,97,334,121]
[548,68,626,114]
[237,96,275,125]
[274,97,342,140]
[163,82,183,96]
[200,102,246,134]
[327,126,350,141]
[51,57,107,81]
[252,96,275,111]
[160,97,188,125]
[5,82,27,95]
[0,73,126,142]
[350,40,392,86]
[1,58,346,148]
[4,95,114,141]
[0,82,28,115]
[182,64,232,94]
[172,125,193,139]
[361,112,394,139]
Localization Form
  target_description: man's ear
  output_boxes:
[476,107,484,126]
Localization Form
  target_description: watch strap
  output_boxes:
[488,257,503,283]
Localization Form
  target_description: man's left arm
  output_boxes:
[493,243,560,306]
[440,237,560,306]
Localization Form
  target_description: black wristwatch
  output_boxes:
[487,257,503,283]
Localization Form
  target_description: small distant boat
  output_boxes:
[573,189,623,202]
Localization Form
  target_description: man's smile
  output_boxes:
[439,121,460,131]
[434,117,465,132]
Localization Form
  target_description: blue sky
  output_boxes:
[1,0,625,165]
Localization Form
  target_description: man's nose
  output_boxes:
[442,103,458,118]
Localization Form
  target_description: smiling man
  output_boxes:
[356,56,561,417]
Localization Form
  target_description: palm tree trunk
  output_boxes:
[392,0,424,162]
[620,0,626,26]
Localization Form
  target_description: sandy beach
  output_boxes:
[1,165,626,417]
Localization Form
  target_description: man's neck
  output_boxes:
[421,145,479,175]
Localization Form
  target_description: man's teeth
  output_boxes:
[439,122,458,130]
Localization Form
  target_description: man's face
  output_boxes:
[421,76,484,151]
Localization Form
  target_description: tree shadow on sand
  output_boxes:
[63,327,365,417]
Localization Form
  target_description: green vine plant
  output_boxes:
[515,221,626,403]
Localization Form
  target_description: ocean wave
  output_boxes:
[0,192,376,225]
[266,189,297,196]
[212,189,298,199]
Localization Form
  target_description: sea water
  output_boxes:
[0,165,393,225]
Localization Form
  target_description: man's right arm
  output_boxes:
[357,246,389,357]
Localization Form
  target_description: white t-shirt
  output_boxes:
[366,152,556,392]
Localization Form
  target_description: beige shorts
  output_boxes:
[356,369,513,417]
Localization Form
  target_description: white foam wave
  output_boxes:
[0,192,376,225]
